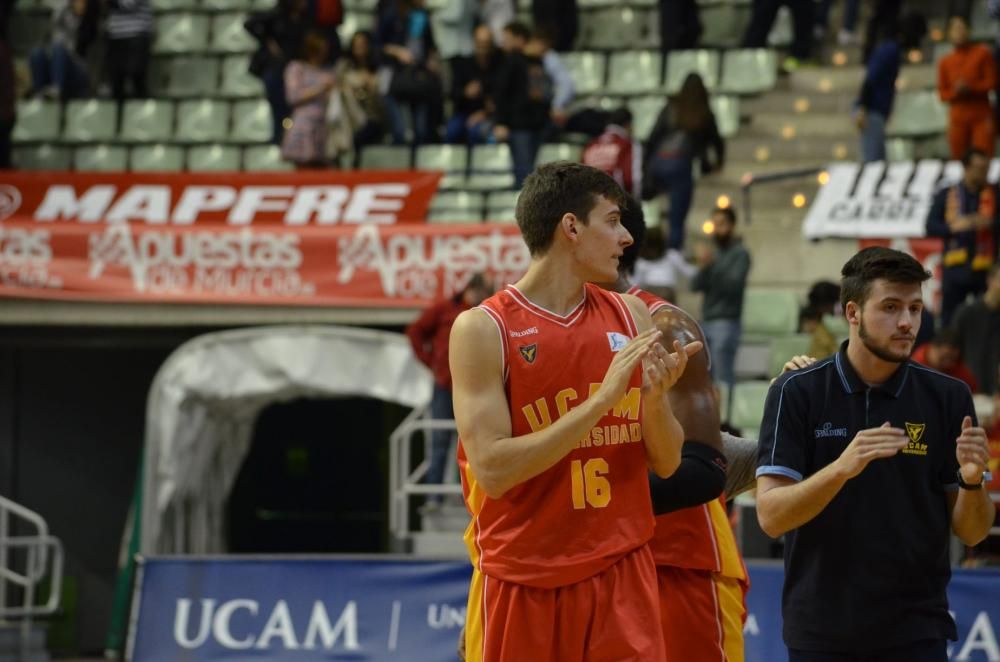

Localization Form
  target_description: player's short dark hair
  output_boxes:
[503,21,531,40]
[962,147,988,166]
[608,107,632,128]
[840,246,930,309]
[930,328,961,350]
[516,161,625,256]
[618,193,646,274]
[712,206,736,225]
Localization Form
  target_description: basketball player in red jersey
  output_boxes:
[449,162,702,661]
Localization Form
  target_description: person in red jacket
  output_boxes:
[582,107,642,199]
[911,328,979,392]
[405,274,491,507]
[938,15,998,159]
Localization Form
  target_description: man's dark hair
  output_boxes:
[962,147,988,167]
[608,107,633,129]
[618,194,646,274]
[840,246,930,309]
[930,328,962,350]
[712,206,736,225]
[515,161,625,256]
[503,21,531,41]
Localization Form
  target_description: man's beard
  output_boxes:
[858,316,911,363]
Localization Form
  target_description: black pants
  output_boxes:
[0,118,12,169]
[789,638,948,662]
[941,270,987,327]
[107,34,150,101]
[742,0,814,60]
[659,0,702,51]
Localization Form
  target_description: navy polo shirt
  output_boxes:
[756,342,976,653]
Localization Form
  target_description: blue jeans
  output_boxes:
[385,94,430,145]
[509,129,543,188]
[649,156,694,250]
[859,110,886,163]
[29,44,88,98]
[445,113,492,145]
[703,318,741,389]
[261,65,289,145]
[424,384,454,503]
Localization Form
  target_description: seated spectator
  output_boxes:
[526,28,574,136]
[632,225,696,303]
[29,0,93,100]
[445,24,502,145]
[105,0,154,103]
[799,305,839,359]
[582,107,642,199]
[281,32,336,168]
[952,264,1000,395]
[911,329,979,392]
[333,30,385,165]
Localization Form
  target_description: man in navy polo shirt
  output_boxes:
[755,246,995,662]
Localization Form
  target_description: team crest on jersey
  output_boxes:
[607,332,629,352]
[903,422,928,456]
[519,344,537,363]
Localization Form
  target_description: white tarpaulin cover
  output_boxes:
[140,325,433,554]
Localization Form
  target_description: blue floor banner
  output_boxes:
[128,557,1000,661]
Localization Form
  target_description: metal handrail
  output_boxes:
[739,166,824,227]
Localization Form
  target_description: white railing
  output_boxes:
[0,494,64,660]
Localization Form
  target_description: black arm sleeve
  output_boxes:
[648,441,727,515]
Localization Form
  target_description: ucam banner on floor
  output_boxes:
[802,159,1000,239]
[127,557,1000,661]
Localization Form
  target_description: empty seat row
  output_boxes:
[154,12,257,54]
[150,54,264,98]
[13,142,293,172]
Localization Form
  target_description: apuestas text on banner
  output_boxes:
[127,557,1000,662]
[0,171,441,227]
[802,159,1000,240]
[0,222,530,307]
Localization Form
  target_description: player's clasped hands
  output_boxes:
[834,422,908,479]
[642,339,703,398]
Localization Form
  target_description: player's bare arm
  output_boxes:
[947,416,995,545]
[450,307,663,499]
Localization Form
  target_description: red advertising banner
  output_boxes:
[858,237,945,314]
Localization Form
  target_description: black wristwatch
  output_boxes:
[956,469,989,490]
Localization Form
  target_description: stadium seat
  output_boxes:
[728,380,771,437]
[416,144,469,189]
[485,189,519,223]
[427,208,479,224]
[711,95,740,138]
[13,144,72,170]
[743,288,800,339]
[130,144,185,171]
[12,99,61,142]
[73,144,129,171]
[164,56,221,98]
[665,50,720,94]
[886,91,947,137]
[152,0,199,11]
[767,334,813,378]
[187,144,242,171]
[563,52,606,97]
[210,12,257,53]
[243,144,293,171]
[202,0,254,10]
[641,197,664,228]
[120,100,176,143]
[537,143,582,165]
[358,144,411,169]
[767,6,793,47]
[219,55,265,97]
[699,3,751,48]
[581,7,643,50]
[343,0,376,10]
[339,11,376,43]
[154,13,211,54]
[229,99,273,143]
[467,144,514,190]
[719,49,778,95]
[606,51,663,95]
[629,95,664,141]
[175,99,230,143]
[886,138,915,161]
[431,191,485,215]
[62,100,118,143]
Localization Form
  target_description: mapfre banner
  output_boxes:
[0,172,534,307]
[803,159,1000,239]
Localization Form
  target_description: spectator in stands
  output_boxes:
[0,33,12,170]
[405,274,492,509]
[28,0,92,100]
[311,0,343,64]
[643,73,724,250]
[445,23,502,145]
[815,0,859,45]
[659,0,702,52]
[742,0,814,70]
[692,206,751,390]
[493,21,552,187]
[926,148,1000,325]
[939,15,997,160]
[246,0,311,145]
[526,29,574,137]
[378,0,442,146]
[582,107,642,199]
[281,32,335,168]
[859,0,899,63]
[912,329,979,392]
[952,265,1000,395]
[480,0,514,48]
[801,280,842,358]
[105,0,154,103]
[633,225,696,303]
[435,0,476,63]
[334,30,385,165]
[531,0,577,52]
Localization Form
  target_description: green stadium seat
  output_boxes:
[728,380,771,437]
[629,95,664,141]
[767,6,793,47]
[187,144,242,171]
[642,197,664,228]
[243,144,293,171]
[154,13,211,54]
[152,0,199,11]
[219,55,265,97]
[249,0,273,9]
[176,99,230,143]
[822,314,849,345]
[13,144,72,170]
[416,144,469,189]
[537,143,582,165]
[431,191,485,214]
[339,11,376,43]
[699,3,751,48]
[711,95,740,138]
[343,0,376,10]
[210,12,257,53]
[886,137,915,161]
[229,99,272,142]
[358,144,411,169]
[767,334,813,378]
[203,0,254,10]
[563,52,606,97]
[581,7,644,50]
[665,50,720,94]
[73,144,128,171]
[427,208,480,224]
[130,144,186,171]
[120,100,176,143]
[743,288,801,338]
[165,56,221,98]
[606,51,663,95]
[467,144,514,190]
[62,100,118,143]
[12,99,61,142]
[485,190,519,223]
[719,49,778,95]
[887,91,947,137]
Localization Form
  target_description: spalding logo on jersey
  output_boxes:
[518,344,537,363]
[607,332,629,352]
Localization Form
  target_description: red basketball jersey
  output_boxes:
[458,283,655,589]
[630,286,747,581]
